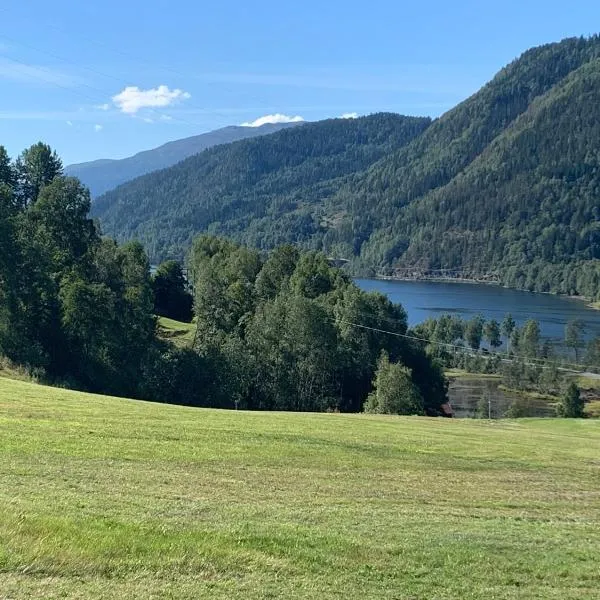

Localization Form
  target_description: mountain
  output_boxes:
[92,113,432,260]
[93,36,600,300]
[347,36,600,297]
[65,122,302,197]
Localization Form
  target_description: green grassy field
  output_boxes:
[156,316,195,347]
[1,378,599,599]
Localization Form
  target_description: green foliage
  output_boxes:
[152,261,193,322]
[364,352,424,415]
[15,142,63,207]
[521,319,541,358]
[92,114,431,261]
[504,397,543,418]
[0,145,158,397]
[465,315,484,350]
[66,122,300,197]
[586,336,600,368]
[565,319,585,361]
[557,381,585,418]
[94,37,600,300]
[501,314,516,350]
[1,145,449,415]
[189,235,448,414]
[484,319,502,349]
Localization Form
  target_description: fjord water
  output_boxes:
[355,279,600,342]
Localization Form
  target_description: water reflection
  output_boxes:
[448,376,555,419]
[356,279,600,343]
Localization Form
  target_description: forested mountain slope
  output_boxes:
[346,36,600,297]
[362,58,600,296]
[66,122,301,197]
[94,36,600,299]
[92,114,432,260]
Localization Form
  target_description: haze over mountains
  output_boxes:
[93,36,600,300]
[65,121,302,197]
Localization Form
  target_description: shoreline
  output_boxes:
[369,275,600,310]
[373,275,500,286]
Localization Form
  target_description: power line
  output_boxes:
[334,318,600,373]
[0,44,208,130]
[0,15,282,125]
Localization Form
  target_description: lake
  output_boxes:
[355,279,600,343]
[446,375,555,419]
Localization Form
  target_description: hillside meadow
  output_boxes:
[1,377,599,599]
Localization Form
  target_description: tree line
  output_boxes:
[92,36,600,301]
[413,312,594,416]
[0,143,448,415]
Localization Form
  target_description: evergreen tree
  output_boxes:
[521,319,541,358]
[484,319,502,349]
[15,142,63,207]
[501,314,516,353]
[465,315,484,350]
[556,382,585,418]
[565,319,585,362]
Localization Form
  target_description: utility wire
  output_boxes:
[0,45,207,130]
[0,14,280,125]
[334,318,600,373]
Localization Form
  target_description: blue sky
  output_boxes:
[1,0,599,165]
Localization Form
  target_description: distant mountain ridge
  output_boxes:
[92,36,600,300]
[65,121,303,197]
[92,113,431,261]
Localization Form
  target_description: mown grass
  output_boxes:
[444,368,501,380]
[1,378,600,599]
[156,316,195,347]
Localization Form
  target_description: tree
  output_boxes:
[27,177,96,269]
[521,319,541,358]
[586,336,600,367]
[556,382,585,418]
[247,293,340,411]
[465,315,484,350]
[501,313,516,353]
[15,142,63,206]
[152,261,193,322]
[565,319,585,362]
[364,352,424,415]
[0,146,15,189]
[0,184,18,354]
[254,244,299,301]
[484,319,502,350]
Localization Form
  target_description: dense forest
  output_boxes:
[66,121,301,197]
[92,113,432,260]
[0,143,447,414]
[95,36,600,300]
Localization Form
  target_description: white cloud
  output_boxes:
[143,117,154,123]
[339,112,359,119]
[112,85,191,114]
[94,124,103,132]
[66,120,73,126]
[241,113,305,127]
[96,103,110,111]
[159,114,173,121]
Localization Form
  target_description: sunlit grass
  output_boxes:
[1,377,599,598]
[156,316,195,347]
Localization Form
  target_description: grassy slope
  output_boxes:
[156,316,195,347]
[1,379,599,599]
